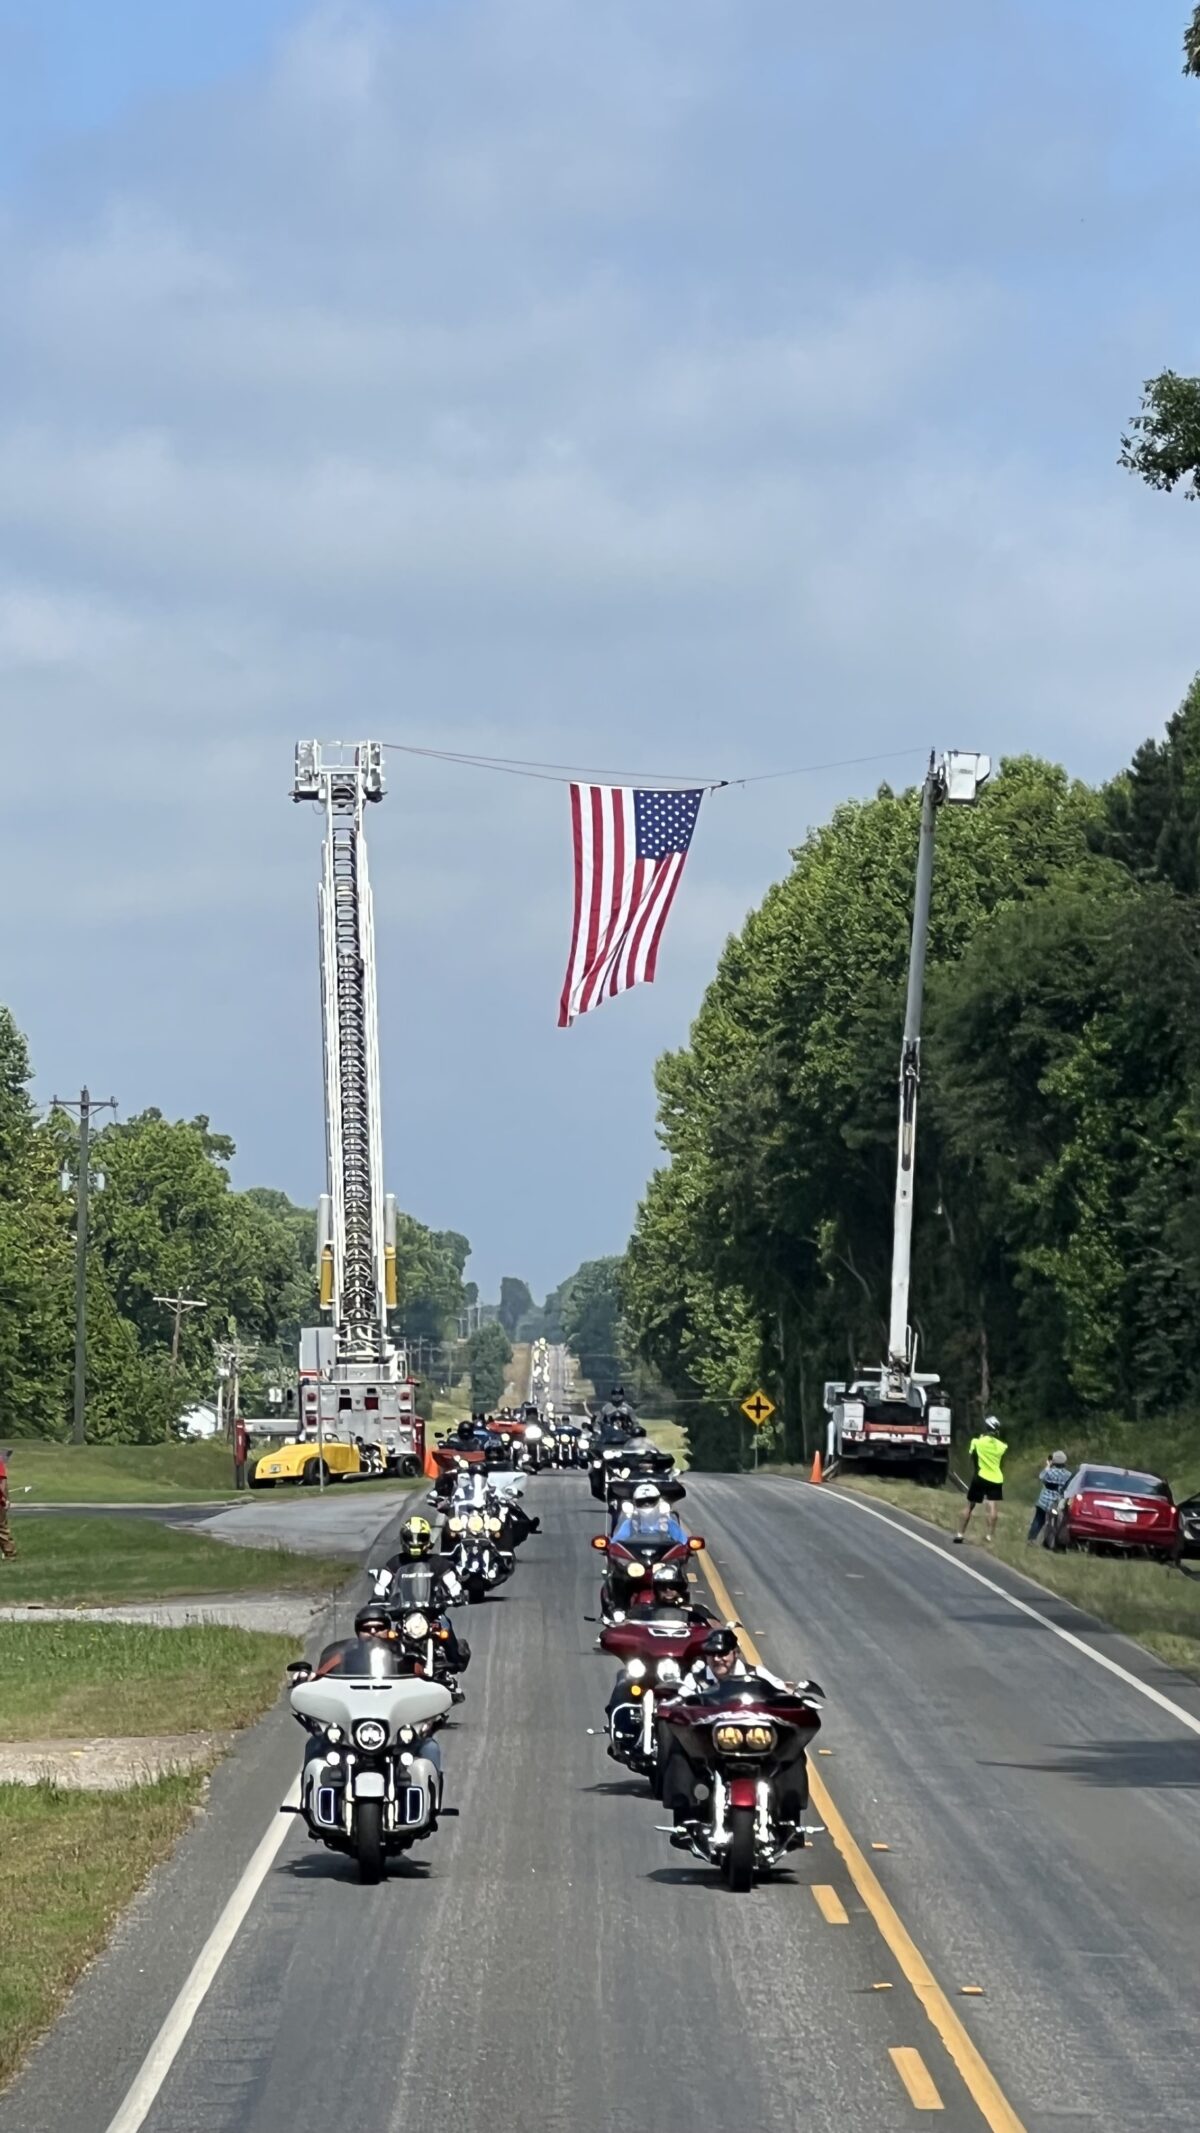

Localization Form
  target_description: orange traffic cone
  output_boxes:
[423,1445,440,1481]
[809,1449,823,1485]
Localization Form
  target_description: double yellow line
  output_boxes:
[697,1550,1028,2133]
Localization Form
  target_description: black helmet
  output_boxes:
[703,1627,739,1659]
[354,1602,392,1637]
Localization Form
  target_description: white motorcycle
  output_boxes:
[289,1665,451,1883]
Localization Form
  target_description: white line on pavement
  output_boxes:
[803,1484,1200,1739]
[103,1780,300,2133]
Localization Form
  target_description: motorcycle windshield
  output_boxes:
[394,1567,436,1609]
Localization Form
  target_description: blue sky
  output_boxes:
[0,0,1196,1299]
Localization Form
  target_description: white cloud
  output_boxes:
[0,0,1195,1292]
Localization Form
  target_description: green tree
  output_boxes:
[466,1321,511,1411]
[1119,16,1200,497]
[498,1276,534,1340]
[0,1013,74,1437]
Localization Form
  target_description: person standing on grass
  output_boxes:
[953,1415,1007,1546]
[0,1447,16,1561]
[1027,1450,1071,1544]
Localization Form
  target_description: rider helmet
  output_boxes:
[354,1602,393,1637]
[631,1481,661,1505]
[702,1626,740,1659]
[399,1515,433,1558]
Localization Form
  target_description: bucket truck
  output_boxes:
[291,741,422,1477]
[824,750,990,1484]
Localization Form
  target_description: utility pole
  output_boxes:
[154,1289,208,1371]
[52,1087,117,1446]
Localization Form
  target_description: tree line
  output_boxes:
[622,687,1200,1468]
[0,1010,471,1441]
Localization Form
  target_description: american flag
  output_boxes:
[558,785,704,1027]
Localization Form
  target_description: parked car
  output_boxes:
[248,1435,366,1489]
[1045,1464,1182,1563]
[1177,1492,1200,1561]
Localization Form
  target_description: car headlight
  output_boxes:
[403,1611,429,1639]
[324,1723,344,1745]
[625,1658,647,1681]
[625,1562,646,1579]
[354,1718,388,1751]
[657,1659,682,1683]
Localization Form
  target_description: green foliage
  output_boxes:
[1120,372,1200,499]
[466,1321,512,1411]
[498,1275,534,1339]
[626,722,1200,1466]
[0,1027,469,1442]
[1186,3,1200,76]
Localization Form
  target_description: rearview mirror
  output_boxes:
[687,1535,706,1552]
[286,1660,313,1682]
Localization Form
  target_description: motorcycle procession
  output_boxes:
[284,1386,822,1894]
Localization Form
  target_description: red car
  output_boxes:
[1046,1464,1182,1563]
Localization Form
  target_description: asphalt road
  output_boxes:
[7,1472,1199,2133]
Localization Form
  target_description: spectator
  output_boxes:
[1028,1450,1071,1544]
[954,1415,1008,1546]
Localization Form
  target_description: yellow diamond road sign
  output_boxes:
[741,1390,775,1427]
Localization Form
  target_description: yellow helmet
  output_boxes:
[400,1515,433,1557]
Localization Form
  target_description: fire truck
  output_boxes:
[291,742,424,1477]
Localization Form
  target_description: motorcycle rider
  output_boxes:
[373,1516,471,1681]
[297,1603,443,1781]
[662,1628,805,1828]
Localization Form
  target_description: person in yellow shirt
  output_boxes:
[954,1415,1007,1546]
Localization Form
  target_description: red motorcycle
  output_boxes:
[600,1605,716,1783]
[656,1675,824,1891]
[590,1525,705,1623]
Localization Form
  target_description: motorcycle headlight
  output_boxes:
[625,1658,647,1681]
[488,1517,502,1532]
[468,1514,484,1534]
[398,1725,416,1744]
[403,1611,429,1639]
[324,1723,344,1745]
[354,1718,388,1751]
[448,1517,464,1533]
[713,1721,776,1754]
[525,1425,542,1441]
[657,1659,682,1683]
[626,1562,646,1579]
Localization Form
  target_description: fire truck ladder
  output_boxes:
[293,741,397,1369]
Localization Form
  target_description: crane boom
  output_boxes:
[292,742,418,1474]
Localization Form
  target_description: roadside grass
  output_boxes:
[642,1419,690,1469]
[501,1344,532,1410]
[0,1774,204,2090]
[2,1516,353,1607]
[0,1621,296,1741]
[837,1468,1200,1680]
[2,1438,237,1504]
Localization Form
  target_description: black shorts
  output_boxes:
[968,1478,1003,1504]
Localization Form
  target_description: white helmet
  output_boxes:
[632,1482,661,1505]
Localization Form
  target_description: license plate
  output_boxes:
[1113,1509,1137,1523]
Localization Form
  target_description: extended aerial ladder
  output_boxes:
[292,741,421,1474]
[824,750,990,1483]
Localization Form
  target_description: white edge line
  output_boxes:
[795,1483,1200,1741]
[104,1779,300,2133]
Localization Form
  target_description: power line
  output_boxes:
[379,740,927,791]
